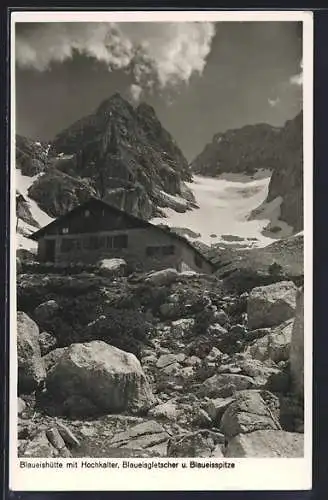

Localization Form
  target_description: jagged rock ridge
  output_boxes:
[16,135,50,177]
[24,93,194,220]
[191,112,303,233]
[16,193,40,229]
[255,112,303,232]
[190,123,282,177]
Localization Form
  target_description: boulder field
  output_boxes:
[16,268,304,458]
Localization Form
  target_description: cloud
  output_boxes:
[129,83,143,102]
[290,73,303,86]
[289,58,303,86]
[268,97,280,107]
[15,22,216,100]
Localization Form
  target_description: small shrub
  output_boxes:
[20,261,98,275]
[268,262,283,277]
[87,308,153,357]
[279,393,304,432]
[34,291,153,358]
[222,268,284,294]
[192,306,217,337]
[134,284,170,314]
[17,273,155,357]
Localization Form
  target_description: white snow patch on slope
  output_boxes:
[16,233,37,252]
[291,230,304,238]
[57,153,74,160]
[16,169,53,227]
[151,171,283,247]
[16,169,54,251]
[252,196,294,239]
[159,190,189,206]
[157,189,191,212]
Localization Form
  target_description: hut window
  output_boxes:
[89,236,101,249]
[61,238,84,252]
[146,246,161,257]
[106,234,128,249]
[85,210,90,217]
[98,236,106,247]
[83,236,106,250]
[83,237,92,250]
[62,227,69,234]
[162,245,175,256]
[146,245,175,257]
[114,234,128,249]
[61,238,75,252]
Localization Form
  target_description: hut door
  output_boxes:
[45,239,56,262]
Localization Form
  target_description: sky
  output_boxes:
[15,21,303,161]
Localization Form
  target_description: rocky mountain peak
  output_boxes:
[16,134,50,177]
[190,122,284,177]
[96,92,135,121]
[18,93,195,220]
[136,101,157,117]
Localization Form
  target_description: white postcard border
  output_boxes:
[9,9,313,492]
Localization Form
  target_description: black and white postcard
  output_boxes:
[9,10,313,491]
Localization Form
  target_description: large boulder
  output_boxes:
[145,268,179,286]
[73,419,169,458]
[39,331,58,356]
[108,421,169,454]
[235,356,287,392]
[167,431,224,457]
[20,431,57,458]
[97,258,127,277]
[34,300,59,326]
[205,397,234,423]
[247,281,297,330]
[159,300,181,320]
[225,430,304,457]
[159,289,214,321]
[17,397,26,415]
[41,341,155,417]
[148,401,178,421]
[245,319,294,363]
[17,312,46,394]
[199,373,255,398]
[55,422,81,449]
[42,347,66,372]
[220,390,280,438]
[170,318,195,338]
[156,353,186,369]
[16,257,23,275]
[290,288,304,397]
[238,356,281,380]
[205,346,224,364]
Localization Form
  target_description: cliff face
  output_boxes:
[16,193,40,229]
[16,135,49,176]
[264,112,303,232]
[190,123,282,177]
[19,93,194,220]
[191,112,303,233]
